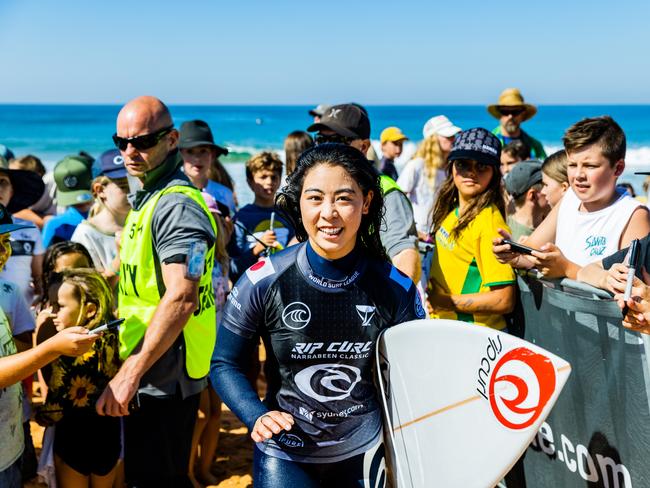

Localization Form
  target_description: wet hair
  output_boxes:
[563,116,625,166]
[245,151,283,180]
[502,140,530,161]
[541,150,568,184]
[284,131,314,176]
[10,155,46,176]
[430,161,505,240]
[60,268,114,330]
[40,241,94,309]
[275,143,387,261]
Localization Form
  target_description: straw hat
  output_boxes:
[487,88,537,121]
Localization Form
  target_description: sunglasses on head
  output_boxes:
[498,107,525,117]
[315,133,356,145]
[112,125,174,151]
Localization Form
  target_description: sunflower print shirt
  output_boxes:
[36,330,121,426]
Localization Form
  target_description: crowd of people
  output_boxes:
[1,88,649,488]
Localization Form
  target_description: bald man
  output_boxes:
[96,96,217,486]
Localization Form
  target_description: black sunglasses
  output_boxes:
[498,107,525,117]
[112,125,174,151]
[315,133,356,145]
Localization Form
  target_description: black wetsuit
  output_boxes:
[210,242,425,486]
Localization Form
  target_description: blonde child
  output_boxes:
[36,269,121,488]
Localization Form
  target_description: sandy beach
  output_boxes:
[27,406,254,488]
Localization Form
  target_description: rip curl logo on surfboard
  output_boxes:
[477,338,557,430]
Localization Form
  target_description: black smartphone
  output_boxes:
[502,239,537,256]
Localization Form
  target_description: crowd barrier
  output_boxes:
[517,273,650,488]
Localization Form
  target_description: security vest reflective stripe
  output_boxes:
[379,174,402,196]
[118,185,217,379]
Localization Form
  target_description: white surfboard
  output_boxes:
[376,319,571,488]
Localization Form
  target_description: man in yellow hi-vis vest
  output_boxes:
[96,96,216,486]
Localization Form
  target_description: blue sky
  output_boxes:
[1,0,648,104]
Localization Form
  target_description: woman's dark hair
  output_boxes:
[284,131,314,176]
[430,160,505,240]
[39,241,94,309]
[275,143,387,261]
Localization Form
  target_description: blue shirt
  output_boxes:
[228,204,294,280]
[42,206,88,248]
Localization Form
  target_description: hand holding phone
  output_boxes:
[502,239,538,256]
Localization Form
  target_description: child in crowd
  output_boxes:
[36,268,121,488]
[228,152,294,280]
[428,128,515,330]
[500,139,530,175]
[72,149,130,285]
[0,204,36,486]
[180,120,237,215]
[379,126,408,180]
[494,116,650,279]
[0,264,97,488]
[42,156,94,247]
[36,242,94,373]
[540,150,569,208]
[283,130,313,176]
[189,192,232,486]
[504,161,549,241]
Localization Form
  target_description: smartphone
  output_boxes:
[502,239,538,256]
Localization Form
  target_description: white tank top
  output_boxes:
[556,188,642,266]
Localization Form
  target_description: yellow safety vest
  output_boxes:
[118,185,217,379]
[379,174,402,195]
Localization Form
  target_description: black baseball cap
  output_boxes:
[504,160,543,198]
[307,104,371,140]
[179,120,228,157]
[447,128,502,167]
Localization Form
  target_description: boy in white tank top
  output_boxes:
[493,116,650,279]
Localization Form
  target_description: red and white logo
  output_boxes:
[488,347,556,430]
[245,258,275,284]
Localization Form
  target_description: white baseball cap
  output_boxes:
[422,115,462,139]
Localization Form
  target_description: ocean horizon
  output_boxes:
[2,104,649,205]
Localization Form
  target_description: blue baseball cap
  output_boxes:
[93,149,127,179]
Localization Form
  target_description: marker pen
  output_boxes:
[90,318,125,335]
[623,239,641,302]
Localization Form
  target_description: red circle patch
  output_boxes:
[488,347,556,430]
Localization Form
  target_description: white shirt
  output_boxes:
[556,188,642,266]
[397,157,446,234]
[71,221,118,272]
[0,217,44,305]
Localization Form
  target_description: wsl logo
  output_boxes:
[477,340,557,430]
[282,302,311,330]
[355,305,376,326]
[295,364,362,402]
